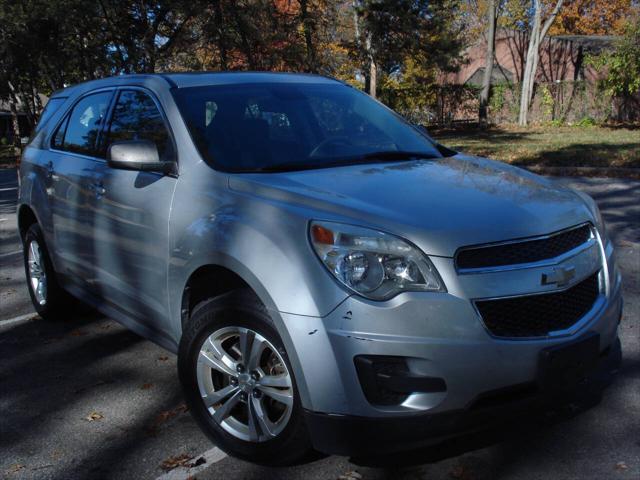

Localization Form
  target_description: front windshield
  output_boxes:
[172,82,443,172]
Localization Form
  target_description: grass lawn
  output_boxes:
[1,126,638,174]
[430,125,639,171]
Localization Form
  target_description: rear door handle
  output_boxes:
[46,161,54,179]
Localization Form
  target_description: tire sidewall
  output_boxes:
[178,294,312,465]
[23,223,58,316]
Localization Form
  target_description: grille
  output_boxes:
[456,224,592,270]
[475,272,600,338]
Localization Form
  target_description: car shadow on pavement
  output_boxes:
[344,393,602,468]
[0,312,205,479]
[0,313,141,446]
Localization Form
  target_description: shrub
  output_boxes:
[575,117,597,127]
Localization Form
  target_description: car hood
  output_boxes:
[228,155,593,257]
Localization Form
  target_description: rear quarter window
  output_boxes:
[34,97,66,134]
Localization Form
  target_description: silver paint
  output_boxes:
[18,73,621,424]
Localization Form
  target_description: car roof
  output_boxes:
[51,72,343,98]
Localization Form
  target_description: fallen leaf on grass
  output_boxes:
[158,355,169,361]
[85,411,104,421]
[141,383,153,390]
[338,471,362,480]
[615,462,629,471]
[161,453,193,471]
[5,464,25,475]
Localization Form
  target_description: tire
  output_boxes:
[22,223,89,320]
[178,289,315,466]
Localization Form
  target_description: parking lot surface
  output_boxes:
[1,168,638,479]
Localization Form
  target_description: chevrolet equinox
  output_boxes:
[18,73,622,465]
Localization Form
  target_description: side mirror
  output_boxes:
[107,140,174,174]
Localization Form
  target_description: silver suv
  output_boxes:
[18,73,622,465]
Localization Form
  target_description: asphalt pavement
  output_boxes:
[1,167,638,480]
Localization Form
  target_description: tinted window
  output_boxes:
[35,97,66,134]
[107,90,174,162]
[172,83,442,172]
[60,91,112,156]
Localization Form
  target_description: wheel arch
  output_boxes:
[17,204,39,241]
[181,264,258,328]
[176,260,317,415]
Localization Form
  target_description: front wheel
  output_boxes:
[178,290,315,466]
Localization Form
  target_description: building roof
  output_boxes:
[550,35,619,53]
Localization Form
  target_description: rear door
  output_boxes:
[47,90,114,285]
[91,88,177,329]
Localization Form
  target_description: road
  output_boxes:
[1,167,638,479]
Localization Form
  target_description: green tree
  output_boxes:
[592,18,640,98]
[351,0,464,98]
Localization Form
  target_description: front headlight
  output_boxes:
[310,221,445,300]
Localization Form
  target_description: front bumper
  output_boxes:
[274,238,622,455]
[304,335,621,456]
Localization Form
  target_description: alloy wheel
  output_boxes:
[27,240,47,305]
[196,326,294,442]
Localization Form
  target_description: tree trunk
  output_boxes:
[366,34,377,98]
[298,0,317,72]
[479,0,497,126]
[7,82,22,148]
[518,0,564,126]
[352,1,376,97]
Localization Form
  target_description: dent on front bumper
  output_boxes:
[274,238,622,455]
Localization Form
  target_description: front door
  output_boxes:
[91,88,177,328]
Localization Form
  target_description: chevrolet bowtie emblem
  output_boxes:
[541,266,576,287]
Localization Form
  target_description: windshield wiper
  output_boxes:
[249,151,439,173]
[357,150,439,162]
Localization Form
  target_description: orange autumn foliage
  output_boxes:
[549,0,635,36]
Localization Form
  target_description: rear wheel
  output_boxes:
[23,223,91,320]
[23,223,67,320]
[178,290,315,465]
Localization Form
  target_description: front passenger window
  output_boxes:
[107,90,175,162]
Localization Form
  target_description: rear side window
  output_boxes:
[106,90,174,162]
[53,91,113,157]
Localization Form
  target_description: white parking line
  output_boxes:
[155,447,228,480]
[0,312,38,329]
[0,249,22,258]
[0,187,18,192]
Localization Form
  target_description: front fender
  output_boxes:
[167,165,349,339]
